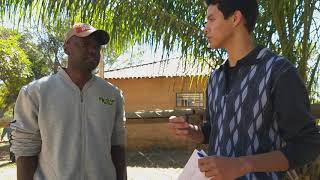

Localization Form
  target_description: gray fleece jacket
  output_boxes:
[11,69,126,180]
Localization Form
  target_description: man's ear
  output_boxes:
[64,43,70,55]
[232,10,243,28]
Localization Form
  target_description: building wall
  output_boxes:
[126,119,196,150]
[107,76,208,112]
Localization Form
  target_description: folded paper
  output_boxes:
[178,149,209,180]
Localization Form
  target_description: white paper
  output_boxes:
[177,149,210,180]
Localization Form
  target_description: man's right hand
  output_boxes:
[17,156,38,180]
[168,116,204,143]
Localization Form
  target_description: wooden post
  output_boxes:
[311,104,320,118]
[98,51,104,78]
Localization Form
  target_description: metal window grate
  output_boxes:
[176,93,204,107]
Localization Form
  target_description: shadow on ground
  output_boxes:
[0,162,13,168]
[0,143,10,163]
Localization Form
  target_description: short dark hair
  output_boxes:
[205,0,258,33]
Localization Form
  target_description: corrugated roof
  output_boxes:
[104,57,211,79]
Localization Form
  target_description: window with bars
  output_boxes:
[176,93,204,107]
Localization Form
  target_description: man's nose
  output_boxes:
[203,26,208,35]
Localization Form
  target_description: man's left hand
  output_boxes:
[198,156,249,180]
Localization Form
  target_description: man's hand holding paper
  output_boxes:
[178,149,209,180]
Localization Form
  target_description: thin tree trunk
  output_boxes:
[308,54,320,94]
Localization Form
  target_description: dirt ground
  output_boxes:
[0,142,192,180]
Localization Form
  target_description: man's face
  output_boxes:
[65,34,102,72]
[204,5,234,49]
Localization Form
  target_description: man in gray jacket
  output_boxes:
[11,23,126,180]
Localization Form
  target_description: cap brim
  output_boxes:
[91,30,110,45]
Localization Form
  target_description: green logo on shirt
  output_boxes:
[99,97,115,105]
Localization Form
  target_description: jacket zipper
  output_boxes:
[80,91,85,180]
